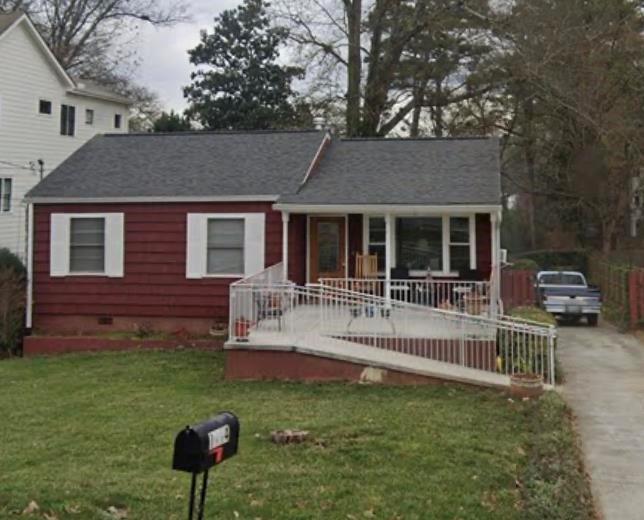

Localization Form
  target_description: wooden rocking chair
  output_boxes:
[354,253,379,295]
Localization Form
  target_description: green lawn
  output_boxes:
[0,350,593,519]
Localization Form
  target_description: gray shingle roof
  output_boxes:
[27,130,326,199]
[277,137,501,206]
[0,11,23,37]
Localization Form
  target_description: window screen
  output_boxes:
[39,100,52,114]
[449,217,470,273]
[396,217,443,271]
[207,219,244,274]
[69,218,105,272]
[0,178,11,212]
[60,104,76,136]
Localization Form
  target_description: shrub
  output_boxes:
[514,250,589,274]
[510,258,540,271]
[0,248,26,276]
[509,306,557,327]
[0,267,26,355]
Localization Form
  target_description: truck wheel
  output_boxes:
[587,315,598,326]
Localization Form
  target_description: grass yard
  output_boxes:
[0,350,594,519]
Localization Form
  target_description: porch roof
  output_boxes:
[277,137,501,207]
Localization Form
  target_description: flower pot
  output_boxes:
[234,319,251,341]
[510,373,544,399]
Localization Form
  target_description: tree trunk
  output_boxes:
[522,97,537,250]
[344,0,362,137]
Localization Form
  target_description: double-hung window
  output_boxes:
[448,217,472,273]
[0,178,12,212]
[207,218,245,275]
[60,104,76,136]
[186,213,265,279]
[69,218,105,273]
[50,213,124,277]
[366,217,386,272]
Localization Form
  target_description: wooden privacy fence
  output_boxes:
[501,269,535,310]
[588,254,644,328]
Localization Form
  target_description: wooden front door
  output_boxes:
[309,216,346,281]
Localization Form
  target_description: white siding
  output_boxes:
[0,21,129,258]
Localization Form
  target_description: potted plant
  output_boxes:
[209,322,228,339]
[233,317,251,341]
[510,372,544,398]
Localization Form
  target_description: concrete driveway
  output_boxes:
[557,324,644,520]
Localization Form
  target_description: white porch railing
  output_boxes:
[319,278,492,316]
[229,265,556,386]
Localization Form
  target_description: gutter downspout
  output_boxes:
[25,202,34,330]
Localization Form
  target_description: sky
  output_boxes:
[135,0,242,113]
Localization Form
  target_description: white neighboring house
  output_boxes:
[0,11,130,258]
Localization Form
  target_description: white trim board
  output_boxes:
[274,203,502,215]
[28,195,280,204]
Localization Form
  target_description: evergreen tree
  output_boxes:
[184,0,304,130]
[153,110,191,132]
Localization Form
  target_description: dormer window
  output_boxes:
[39,100,52,114]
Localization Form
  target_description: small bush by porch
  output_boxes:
[1,350,592,519]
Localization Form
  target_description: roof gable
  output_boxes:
[0,11,75,88]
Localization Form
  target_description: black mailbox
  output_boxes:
[172,412,240,520]
[173,411,240,473]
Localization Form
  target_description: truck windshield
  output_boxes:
[539,273,585,285]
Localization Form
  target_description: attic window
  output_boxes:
[39,100,52,115]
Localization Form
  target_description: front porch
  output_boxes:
[226,264,557,388]
[278,205,502,316]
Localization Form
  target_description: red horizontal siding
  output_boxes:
[32,202,283,333]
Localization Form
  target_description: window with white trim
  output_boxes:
[207,218,245,275]
[39,100,52,114]
[50,213,124,277]
[0,178,12,212]
[364,215,477,276]
[366,216,386,272]
[396,217,443,271]
[186,213,265,279]
[70,217,105,273]
[60,104,75,136]
[85,109,94,125]
[448,217,471,273]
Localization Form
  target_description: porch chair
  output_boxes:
[254,290,284,331]
[354,253,379,294]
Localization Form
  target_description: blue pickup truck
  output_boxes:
[536,271,602,326]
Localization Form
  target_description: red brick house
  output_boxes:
[25,129,502,336]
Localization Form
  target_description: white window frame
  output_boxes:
[186,213,265,279]
[363,214,477,277]
[85,108,94,125]
[362,215,386,275]
[38,99,52,115]
[0,178,13,213]
[50,213,124,277]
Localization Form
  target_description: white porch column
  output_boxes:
[385,213,394,301]
[281,211,290,281]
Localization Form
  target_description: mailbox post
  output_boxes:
[173,412,240,520]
